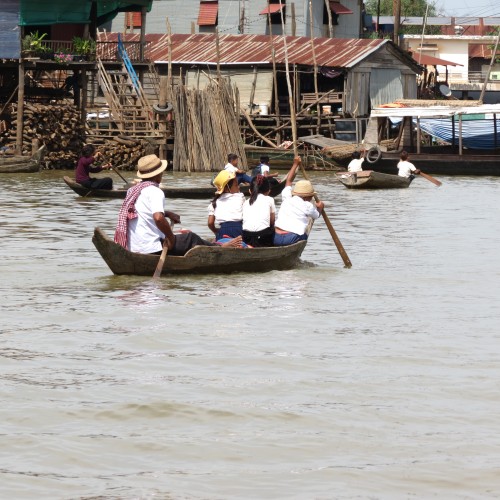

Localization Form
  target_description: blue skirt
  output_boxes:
[216,221,243,240]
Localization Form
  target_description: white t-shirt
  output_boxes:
[347,158,364,172]
[242,193,276,231]
[275,186,320,235]
[128,185,165,254]
[224,163,238,174]
[259,163,270,175]
[207,192,245,223]
[398,160,417,178]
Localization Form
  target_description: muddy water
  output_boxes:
[1,170,499,498]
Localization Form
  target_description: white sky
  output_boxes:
[434,0,500,17]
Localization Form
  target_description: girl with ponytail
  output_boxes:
[242,174,276,247]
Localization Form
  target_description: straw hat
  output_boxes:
[136,154,168,179]
[213,170,236,194]
[292,180,316,198]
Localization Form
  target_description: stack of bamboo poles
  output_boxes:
[172,79,246,172]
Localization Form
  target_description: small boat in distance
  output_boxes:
[92,227,308,275]
[63,176,286,199]
[0,145,46,174]
[336,170,412,189]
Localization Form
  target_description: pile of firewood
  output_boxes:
[0,102,154,170]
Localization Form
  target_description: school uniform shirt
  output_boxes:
[275,186,320,235]
[127,185,165,254]
[347,158,364,172]
[242,194,276,232]
[207,192,245,224]
[398,160,417,178]
[224,163,238,174]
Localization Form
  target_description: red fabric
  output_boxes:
[114,181,157,249]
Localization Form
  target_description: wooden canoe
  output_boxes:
[0,145,46,174]
[92,227,308,275]
[63,176,285,199]
[336,170,412,189]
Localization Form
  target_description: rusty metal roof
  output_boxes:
[99,32,416,70]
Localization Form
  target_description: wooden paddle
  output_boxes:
[110,165,130,186]
[153,220,174,279]
[277,7,352,268]
[153,242,168,279]
[299,165,352,268]
[419,171,442,187]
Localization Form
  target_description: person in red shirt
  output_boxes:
[75,144,113,190]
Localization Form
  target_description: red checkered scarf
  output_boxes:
[114,181,158,248]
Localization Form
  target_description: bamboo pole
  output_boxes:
[16,62,25,154]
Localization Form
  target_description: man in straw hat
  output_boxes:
[114,154,242,255]
[274,157,324,246]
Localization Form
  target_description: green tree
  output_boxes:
[366,0,441,35]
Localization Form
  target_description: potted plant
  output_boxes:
[72,37,97,61]
[22,31,48,58]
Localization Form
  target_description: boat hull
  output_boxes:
[64,176,285,199]
[92,227,308,275]
[371,151,500,176]
[336,170,411,189]
[0,145,46,173]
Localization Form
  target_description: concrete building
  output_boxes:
[108,0,364,39]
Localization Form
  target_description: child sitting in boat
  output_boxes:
[75,144,113,190]
[242,175,276,247]
[397,151,420,179]
[208,170,245,240]
[224,153,253,185]
[274,157,324,246]
[347,150,364,172]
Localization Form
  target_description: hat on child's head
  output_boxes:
[136,154,168,179]
[213,170,236,194]
[292,180,316,198]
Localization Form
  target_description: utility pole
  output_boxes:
[393,0,401,46]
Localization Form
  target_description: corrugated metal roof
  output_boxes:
[102,33,413,70]
[198,1,218,26]
[413,53,463,67]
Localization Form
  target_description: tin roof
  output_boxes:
[100,33,418,70]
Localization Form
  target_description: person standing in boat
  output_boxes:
[114,155,242,256]
[75,144,113,190]
[242,175,276,247]
[224,153,253,185]
[274,157,324,246]
[347,150,364,173]
[397,151,420,180]
[208,170,245,240]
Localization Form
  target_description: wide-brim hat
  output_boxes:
[213,170,236,194]
[136,154,168,179]
[292,180,316,197]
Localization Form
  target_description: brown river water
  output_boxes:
[1,169,499,499]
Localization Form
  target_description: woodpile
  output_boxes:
[2,102,85,169]
[0,102,151,170]
[172,78,246,172]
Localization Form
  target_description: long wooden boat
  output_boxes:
[63,176,285,199]
[336,170,411,189]
[0,145,46,173]
[92,227,308,275]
